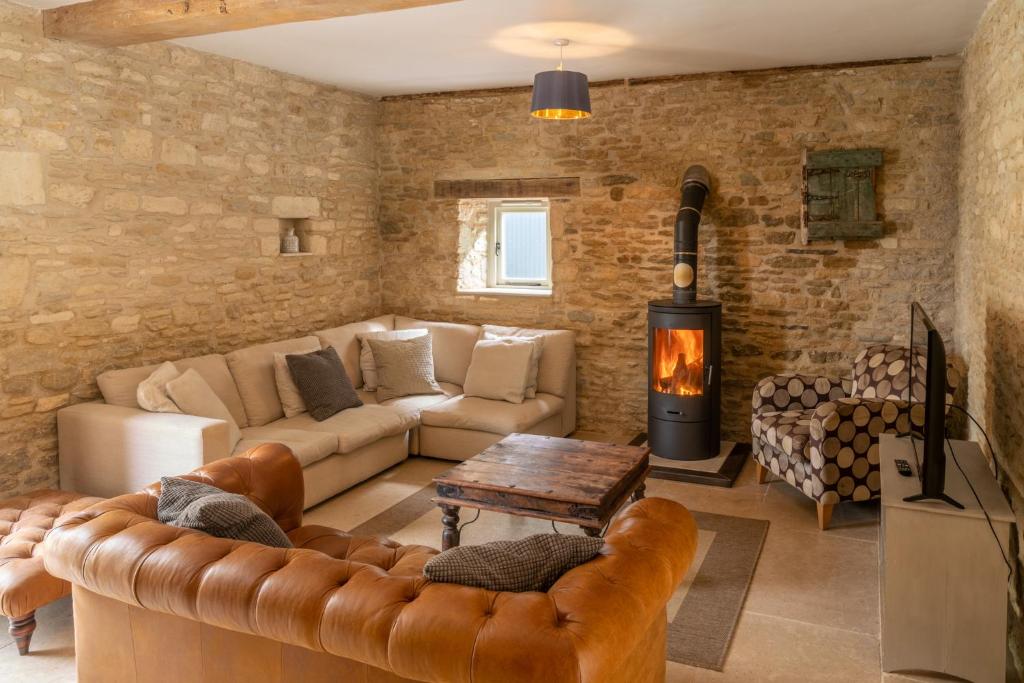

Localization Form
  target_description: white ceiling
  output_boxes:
[17,0,989,96]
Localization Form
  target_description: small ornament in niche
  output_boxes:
[281,225,300,254]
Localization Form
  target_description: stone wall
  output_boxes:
[0,1,381,496]
[956,0,1024,670]
[377,58,961,441]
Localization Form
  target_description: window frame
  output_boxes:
[487,199,552,290]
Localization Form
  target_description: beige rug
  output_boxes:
[347,483,768,672]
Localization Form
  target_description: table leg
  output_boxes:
[582,526,602,538]
[10,611,35,656]
[632,482,647,502]
[441,505,461,550]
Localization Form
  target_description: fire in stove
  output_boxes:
[652,328,705,396]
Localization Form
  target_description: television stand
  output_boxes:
[880,434,1013,683]
[901,492,964,509]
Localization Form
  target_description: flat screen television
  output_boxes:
[904,302,962,508]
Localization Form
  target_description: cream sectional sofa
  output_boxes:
[57,314,576,508]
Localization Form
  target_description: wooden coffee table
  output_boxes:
[432,433,651,550]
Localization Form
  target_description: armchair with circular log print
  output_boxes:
[750,345,960,530]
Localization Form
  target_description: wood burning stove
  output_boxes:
[648,165,722,460]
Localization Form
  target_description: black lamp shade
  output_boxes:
[530,69,591,120]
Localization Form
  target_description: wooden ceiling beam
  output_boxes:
[42,0,460,47]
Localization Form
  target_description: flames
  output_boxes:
[652,328,705,396]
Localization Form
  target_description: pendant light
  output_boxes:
[530,39,591,120]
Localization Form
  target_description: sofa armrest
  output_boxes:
[752,374,846,416]
[57,402,231,499]
[44,497,696,683]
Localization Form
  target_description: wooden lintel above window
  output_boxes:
[42,0,461,48]
[434,177,581,199]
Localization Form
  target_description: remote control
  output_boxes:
[895,459,913,477]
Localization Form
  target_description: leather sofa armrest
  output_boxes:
[142,444,305,533]
[752,374,846,416]
[57,402,232,499]
[43,497,696,683]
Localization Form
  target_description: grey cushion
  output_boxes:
[157,477,293,549]
[422,534,603,592]
[366,334,443,402]
[285,347,363,422]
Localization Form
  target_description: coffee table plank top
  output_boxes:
[433,434,650,507]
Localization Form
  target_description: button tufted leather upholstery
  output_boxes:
[44,443,698,682]
[0,489,104,619]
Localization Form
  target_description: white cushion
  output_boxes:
[463,339,534,404]
[357,329,427,391]
[136,362,182,414]
[483,332,543,398]
[420,393,564,435]
[225,336,321,427]
[481,325,574,398]
[234,427,337,468]
[97,354,249,427]
[166,368,242,449]
[314,315,395,388]
[394,317,481,385]
[272,404,417,454]
[273,352,306,418]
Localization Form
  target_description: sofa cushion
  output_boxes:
[366,334,443,402]
[482,325,574,398]
[233,428,337,468]
[358,328,428,391]
[394,317,481,386]
[420,393,564,435]
[463,339,535,404]
[166,369,243,449]
[97,354,249,427]
[315,315,395,389]
[285,347,363,421]
[225,336,321,427]
[272,404,417,454]
[136,361,182,414]
[482,332,544,398]
[375,382,462,419]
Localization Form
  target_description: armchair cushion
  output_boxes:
[851,345,915,400]
[752,373,846,415]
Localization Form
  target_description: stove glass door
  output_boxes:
[651,328,705,397]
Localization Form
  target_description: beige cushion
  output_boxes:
[136,362,182,413]
[420,393,565,435]
[483,332,543,398]
[233,427,337,468]
[463,339,534,404]
[378,382,462,419]
[166,369,242,449]
[225,336,321,427]
[97,354,249,427]
[273,404,417,454]
[367,334,443,402]
[482,325,575,398]
[358,329,428,391]
[314,315,395,388]
[272,353,306,418]
[395,317,481,385]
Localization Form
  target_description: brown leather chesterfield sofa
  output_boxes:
[43,444,698,683]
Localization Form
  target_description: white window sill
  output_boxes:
[457,287,553,298]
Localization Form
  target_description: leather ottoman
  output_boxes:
[0,489,104,654]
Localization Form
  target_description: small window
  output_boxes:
[489,200,551,289]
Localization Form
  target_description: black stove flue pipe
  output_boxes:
[673,165,711,304]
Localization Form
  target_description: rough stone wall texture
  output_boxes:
[0,1,381,496]
[378,58,961,442]
[956,0,1024,671]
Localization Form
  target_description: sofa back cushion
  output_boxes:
[315,314,394,388]
[225,336,321,427]
[97,354,249,427]
[482,325,576,398]
[394,316,481,386]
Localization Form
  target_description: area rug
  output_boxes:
[347,483,768,672]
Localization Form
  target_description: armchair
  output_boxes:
[751,345,959,529]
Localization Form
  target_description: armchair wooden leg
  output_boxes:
[816,503,834,531]
[755,461,769,484]
[10,611,36,655]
